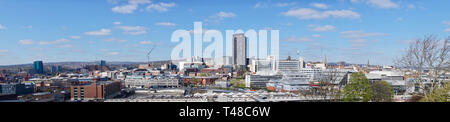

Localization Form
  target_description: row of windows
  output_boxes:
[73,88,85,101]
[74,88,84,90]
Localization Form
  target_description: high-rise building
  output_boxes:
[233,33,247,66]
[299,56,305,69]
[51,66,63,73]
[51,66,57,73]
[33,61,44,74]
[277,60,300,73]
[100,60,107,66]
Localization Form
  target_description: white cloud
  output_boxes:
[56,44,73,48]
[38,38,71,45]
[350,0,398,9]
[262,27,273,30]
[146,2,175,12]
[310,25,336,32]
[84,29,111,36]
[108,52,120,55]
[443,21,450,26]
[205,11,237,24]
[284,22,293,26]
[282,8,360,20]
[254,2,268,8]
[70,36,81,39]
[128,0,151,5]
[444,28,450,32]
[310,3,329,9]
[215,11,236,18]
[155,22,176,26]
[18,40,34,45]
[254,2,296,8]
[115,26,147,35]
[112,4,139,14]
[276,2,297,7]
[21,25,33,29]
[350,39,369,42]
[341,31,384,38]
[113,22,121,25]
[103,38,128,43]
[0,24,5,30]
[396,17,403,22]
[351,43,367,47]
[111,0,151,14]
[312,34,321,38]
[140,41,153,45]
[31,48,44,51]
[396,40,414,44]
[407,4,416,9]
[284,36,314,42]
[0,50,8,56]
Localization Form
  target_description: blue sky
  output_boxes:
[0,0,449,65]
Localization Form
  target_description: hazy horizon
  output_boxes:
[0,0,449,66]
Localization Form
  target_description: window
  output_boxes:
[73,87,79,99]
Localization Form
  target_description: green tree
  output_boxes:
[371,80,393,102]
[420,82,450,102]
[342,72,373,102]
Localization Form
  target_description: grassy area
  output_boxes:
[230,78,246,88]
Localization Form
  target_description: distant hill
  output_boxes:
[0,60,172,69]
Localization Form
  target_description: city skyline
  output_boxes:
[0,0,449,65]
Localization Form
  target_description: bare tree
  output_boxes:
[395,35,449,99]
[298,69,346,102]
[317,69,347,101]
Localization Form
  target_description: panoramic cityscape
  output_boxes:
[0,0,449,103]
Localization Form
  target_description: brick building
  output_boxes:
[70,81,121,101]
[182,76,218,86]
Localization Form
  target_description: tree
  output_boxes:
[395,35,449,99]
[420,82,450,102]
[342,72,373,102]
[314,69,347,101]
[371,80,393,102]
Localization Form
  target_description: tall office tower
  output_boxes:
[33,61,44,74]
[51,66,63,73]
[51,66,57,73]
[100,60,107,66]
[299,56,305,69]
[233,33,247,66]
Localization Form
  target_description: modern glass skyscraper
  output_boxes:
[51,66,62,73]
[100,60,107,66]
[33,61,44,74]
[233,33,247,66]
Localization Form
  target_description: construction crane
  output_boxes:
[147,45,156,67]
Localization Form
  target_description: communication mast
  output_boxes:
[147,45,156,67]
